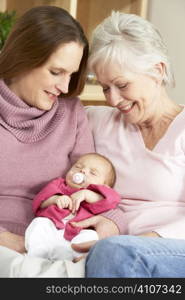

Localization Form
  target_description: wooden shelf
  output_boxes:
[76,0,148,40]
[79,84,105,101]
[1,0,148,103]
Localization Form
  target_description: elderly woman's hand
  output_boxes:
[0,231,26,253]
[71,215,119,253]
[139,231,161,238]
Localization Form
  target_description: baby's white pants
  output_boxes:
[25,217,98,261]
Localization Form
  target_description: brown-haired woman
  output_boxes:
[0,6,94,277]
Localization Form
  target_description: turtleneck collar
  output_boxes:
[0,79,65,143]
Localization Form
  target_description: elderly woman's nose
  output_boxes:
[107,89,122,107]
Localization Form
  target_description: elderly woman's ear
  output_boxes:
[154,62,165,85]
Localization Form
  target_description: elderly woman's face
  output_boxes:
[9,42,83,110]
[95,62,161,125]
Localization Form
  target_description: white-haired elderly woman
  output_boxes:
[72,11,185,277]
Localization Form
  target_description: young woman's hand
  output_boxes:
[0,231,26,253]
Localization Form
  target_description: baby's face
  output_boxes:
[66,155,110,188]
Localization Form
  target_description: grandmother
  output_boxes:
[72,11,185,278]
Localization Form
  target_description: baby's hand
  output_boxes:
[70,190,86,213]
[56,195,73,210]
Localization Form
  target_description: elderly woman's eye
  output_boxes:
[119,84,128,89]
[102,87,109,93]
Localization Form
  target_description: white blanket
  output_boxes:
[0,246,85,278]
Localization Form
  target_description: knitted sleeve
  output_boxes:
[32,178,65,215]
[82,184,120,214]
[70,100,95,164]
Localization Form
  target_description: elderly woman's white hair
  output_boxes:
[88,11,175,87]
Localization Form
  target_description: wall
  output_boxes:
[148,0,185,104]
[1,0,184,104]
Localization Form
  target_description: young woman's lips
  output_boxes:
[45,91,58,102]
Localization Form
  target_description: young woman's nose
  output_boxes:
[56,75,70,94]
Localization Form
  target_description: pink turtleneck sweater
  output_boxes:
[0,80,94,236]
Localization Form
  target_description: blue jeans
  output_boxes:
[85,235,185,277]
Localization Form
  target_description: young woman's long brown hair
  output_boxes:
[0,6,89,97]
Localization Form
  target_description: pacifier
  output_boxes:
[72,172,85,184]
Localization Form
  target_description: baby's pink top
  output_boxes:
[33,177,120,240]
[86,105,185,239]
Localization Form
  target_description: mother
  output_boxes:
[0,6,94,277]
[73,11,185,277]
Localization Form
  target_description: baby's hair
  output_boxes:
[83,152,116,187]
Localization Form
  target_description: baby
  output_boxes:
[25,153,120,261]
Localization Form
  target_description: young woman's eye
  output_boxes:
[50,70,60,76]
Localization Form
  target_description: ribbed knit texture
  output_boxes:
[0,81,94,235]
[0,80,64,143]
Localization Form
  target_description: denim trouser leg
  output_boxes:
[85,235,185,278]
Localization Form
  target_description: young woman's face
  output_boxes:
[9,42,84,110]
[95,62,161,125]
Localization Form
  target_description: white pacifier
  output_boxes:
[72,172,85,184]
